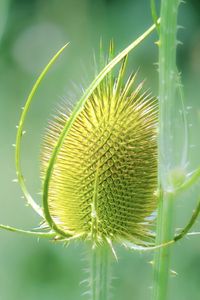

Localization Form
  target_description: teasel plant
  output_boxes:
[1,1,200,300]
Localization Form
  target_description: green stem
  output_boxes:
[153,192,174,300]
[90,245,110,300]
[153,0,180,300]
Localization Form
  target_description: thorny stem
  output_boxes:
[153,191,174,300]
[152,0,180,300]
[90,245,110,300]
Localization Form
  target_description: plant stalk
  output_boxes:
[153,0,180,300]
[90,244,110,300]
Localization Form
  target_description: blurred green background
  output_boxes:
[0,0,200,299]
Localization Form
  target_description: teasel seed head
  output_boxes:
[41,53,158,248]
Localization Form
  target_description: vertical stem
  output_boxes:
[153,191,174,300]
[153,0,180,300]
[90,244,110,300]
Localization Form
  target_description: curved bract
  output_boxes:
[41,61,158,246]
[15,43,69,218]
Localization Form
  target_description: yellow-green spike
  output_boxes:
[41,55,158,246]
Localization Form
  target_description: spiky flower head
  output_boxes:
[41,48,158,248]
